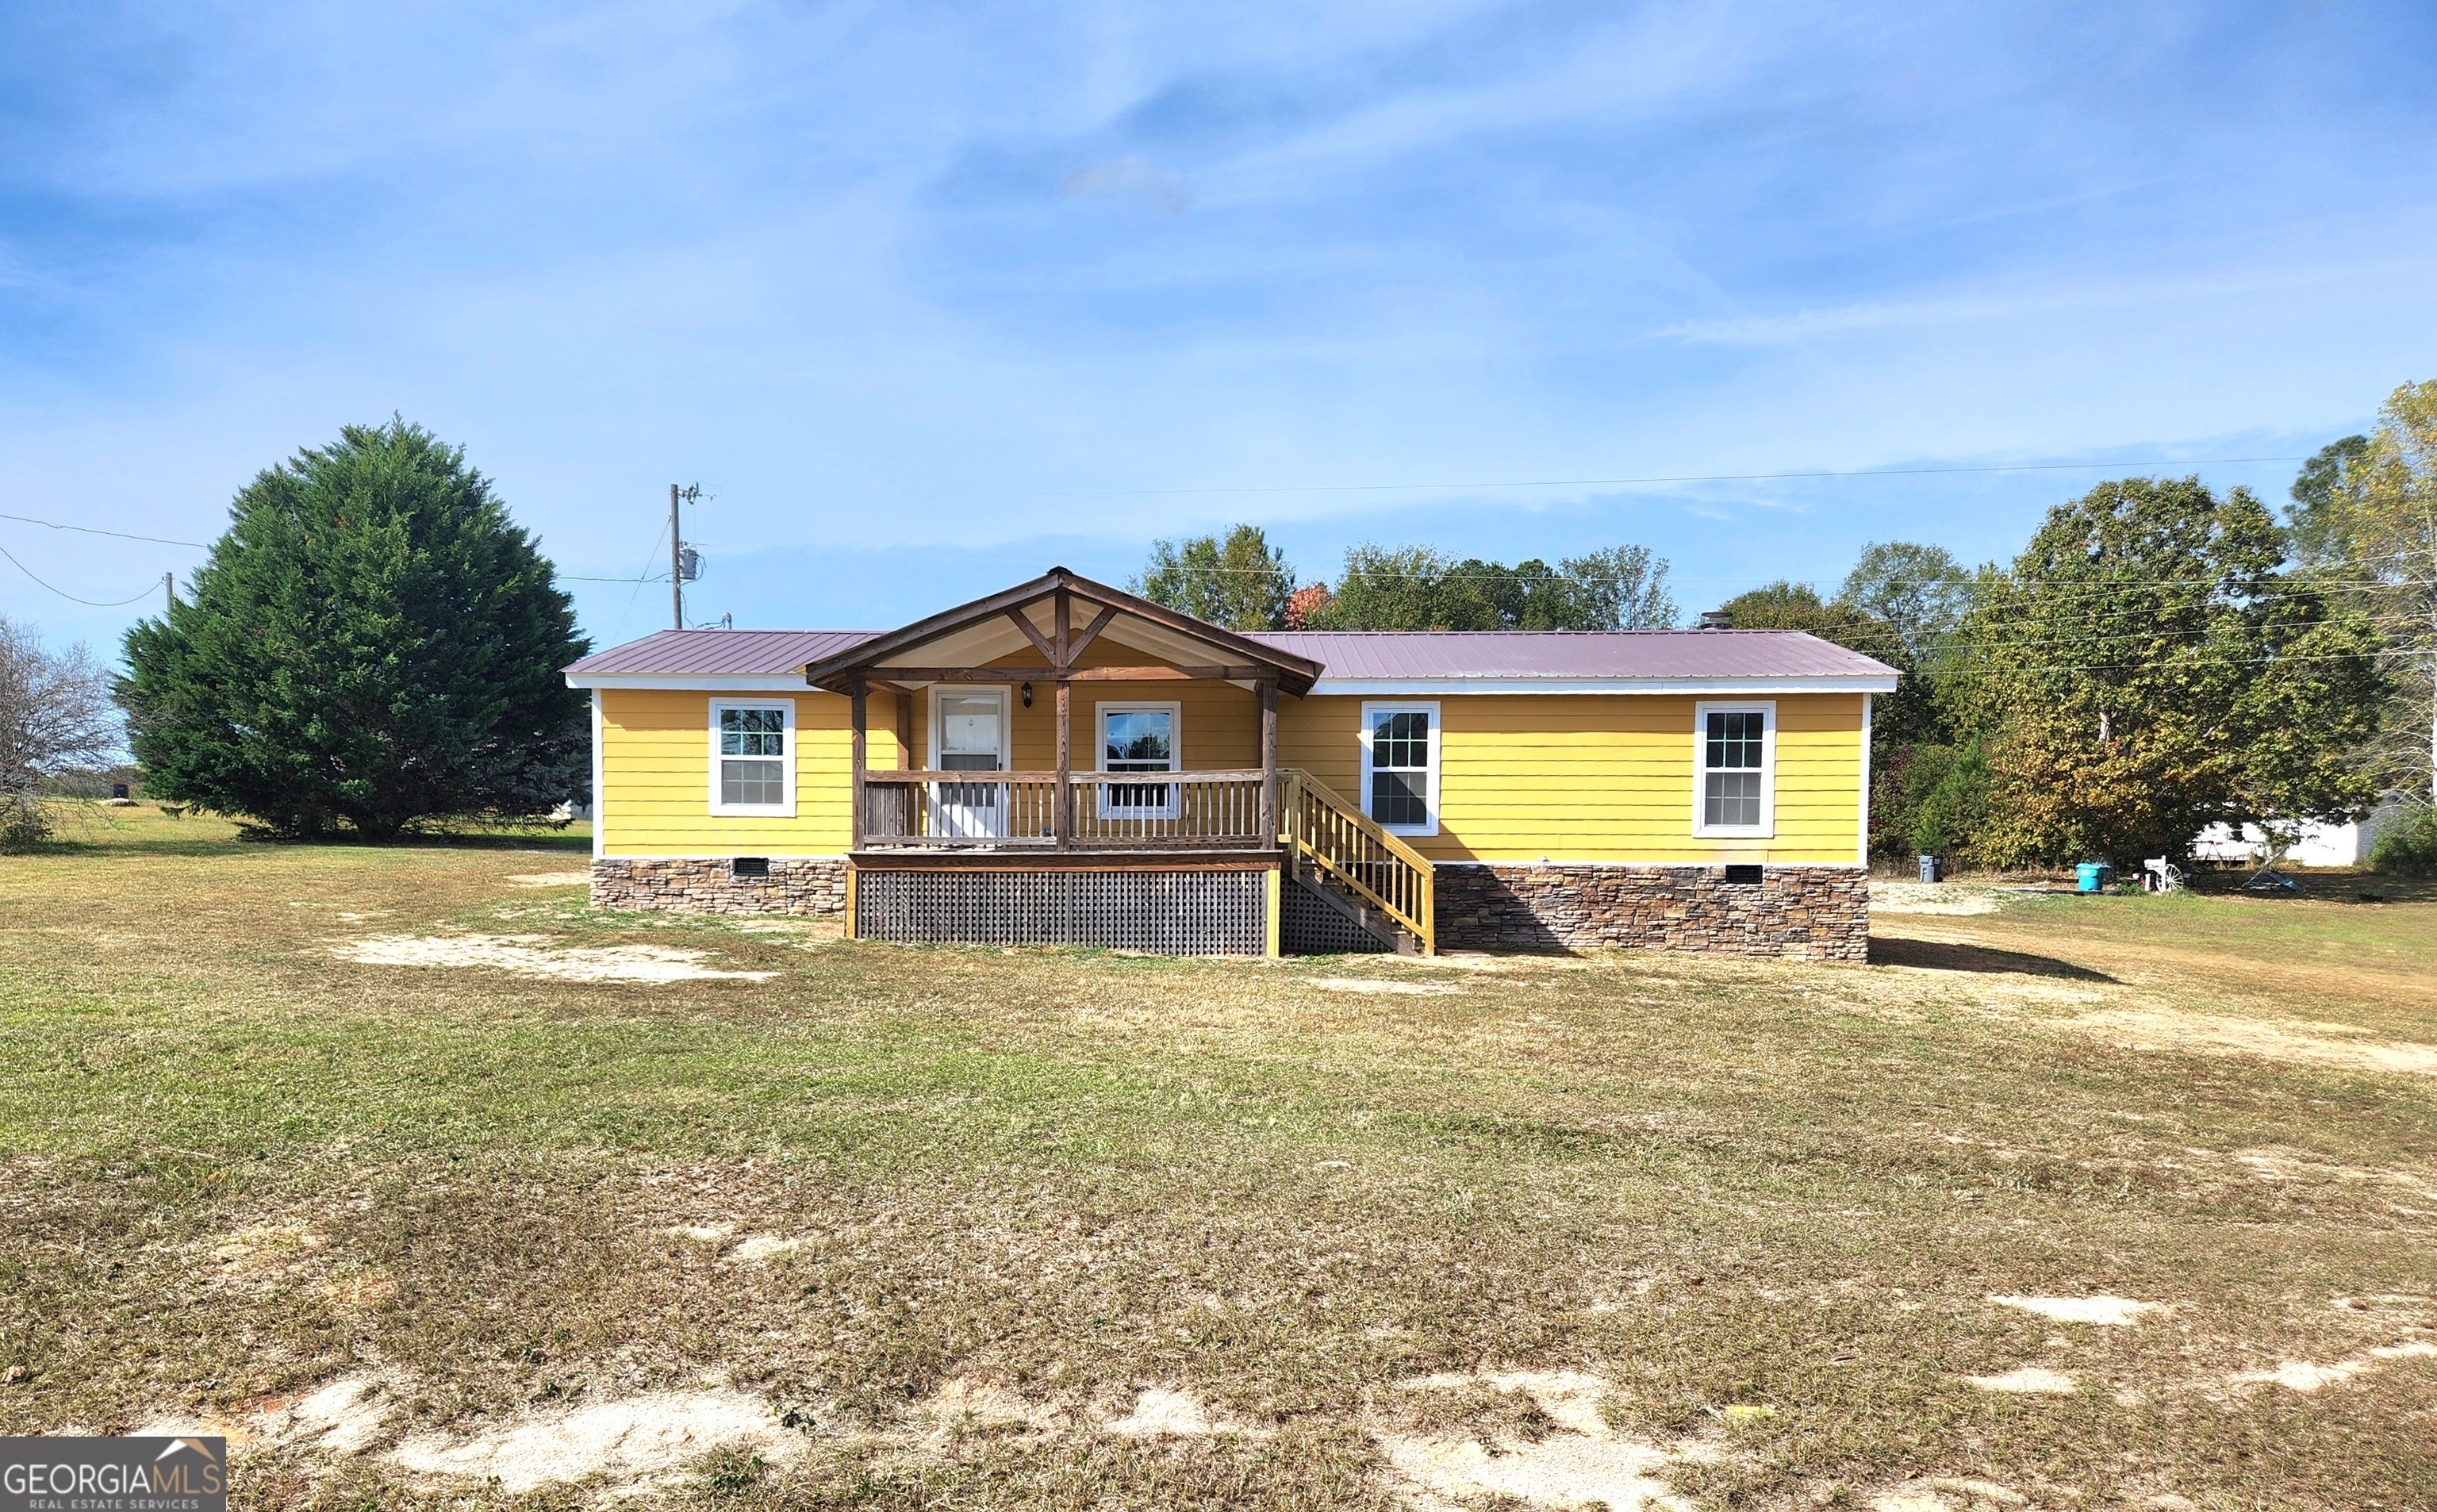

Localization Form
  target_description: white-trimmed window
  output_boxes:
[709,698,796,815]
[1360,701,1440,836]
[1097,700,1180,819]
[1692,700,1775,838]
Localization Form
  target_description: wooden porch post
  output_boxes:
[849,679,868,852]
[1258,678,1279,840]
[1053,589,1072,850]
[895,687,914,768]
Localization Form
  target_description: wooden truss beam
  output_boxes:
[1004,609,1058,664]
[1066,602,1120,664]
[859,665,1271,684]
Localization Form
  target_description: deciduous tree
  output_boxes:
[1307,543,1675,631]
[2293,382,2437,808]
[1717,577,1946,856]
[0,618,117,845]
[1132,525,1297,631]
[1838,541,1976,668]
[1960,477,2385,867]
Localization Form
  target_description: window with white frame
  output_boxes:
[1097,701,1178,819]
[1692,701,1774,837]
[709,700,795,815]
[1360,702,1439,835]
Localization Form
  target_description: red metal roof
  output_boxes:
[565,629,880,677]
[1247,629,1894,681]
[567,626,1892,681]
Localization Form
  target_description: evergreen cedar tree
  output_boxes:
[117,420,590,839]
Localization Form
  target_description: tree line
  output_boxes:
[1134,531,1679,634]
[1133,378,2437,871]
[1,386,2430,871]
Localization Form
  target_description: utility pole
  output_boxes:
[670,484,685,630]
[163,573,175,616]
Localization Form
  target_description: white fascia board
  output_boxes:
[1431,858,1868,869]
[1306,676,1899,697]
[597,852,849,861]
[567,673,822,692]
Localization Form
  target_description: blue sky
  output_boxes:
[3,0,2433,655]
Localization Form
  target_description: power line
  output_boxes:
[1911,643,2432,679]
[0,543,175,607]
[0,511,211,549]
[1605,581,2437,650]
[992,455,2320,498]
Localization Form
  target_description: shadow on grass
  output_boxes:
[2178,869,2437,905]
[1869,934,2117,982]
[25,806,589,859]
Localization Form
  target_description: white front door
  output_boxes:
[933,689,1007,838]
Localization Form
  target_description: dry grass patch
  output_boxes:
[2,808,2435,1508]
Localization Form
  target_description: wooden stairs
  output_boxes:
[1277,768,1434,955]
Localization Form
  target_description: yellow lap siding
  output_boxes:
[1276,693,1865,865]
[597,688,862,855]
[596,681,1869,865]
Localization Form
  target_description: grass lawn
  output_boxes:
[2,805,2432,1510]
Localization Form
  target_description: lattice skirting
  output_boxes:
[855,867,1267,955]
[1280,877,1390,955]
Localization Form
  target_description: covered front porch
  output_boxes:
[802,569,1431,954]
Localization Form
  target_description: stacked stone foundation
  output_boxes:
[1436,863,1868,961]
[590,857,848,915]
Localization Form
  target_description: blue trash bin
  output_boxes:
[2075,861,2112,893]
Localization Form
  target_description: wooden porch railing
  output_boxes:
[1277,767,1436,955]
[861,769,1273,850]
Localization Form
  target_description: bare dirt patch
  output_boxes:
[135,1372,397,1456]
[209,1223,326,1282]
[333,934,776,984]
[385,1387,796,1494]
[730,1234,806,1262]
[1380,1431,1692,1510]
[1375,951,1589,973]
[1313,977,1461,996]
[1988,1295,2165,1326]
[504,872,593,888]
[2057,1006,2437,1076]
[2224,1339,2437,1392]
[1102,1385,1244,1437]
[1963,1367,2078,1395]
[919,1373,1056,1430]
[1870,883,2003,916]
[1381,1369,1712,1510]
[1869,1477,2031,1510]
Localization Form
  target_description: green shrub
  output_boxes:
[2369,805,2437,874]
[1913,739,1991,859]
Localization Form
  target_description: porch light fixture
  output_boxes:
[1021,681,1034,708]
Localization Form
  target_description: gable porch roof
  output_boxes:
[796,566,1324,696]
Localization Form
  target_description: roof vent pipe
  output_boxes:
[1698,610,1732,629]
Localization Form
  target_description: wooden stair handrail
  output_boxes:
[1276,767,1435,954]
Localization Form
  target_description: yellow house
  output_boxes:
[564,568,1896,959]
